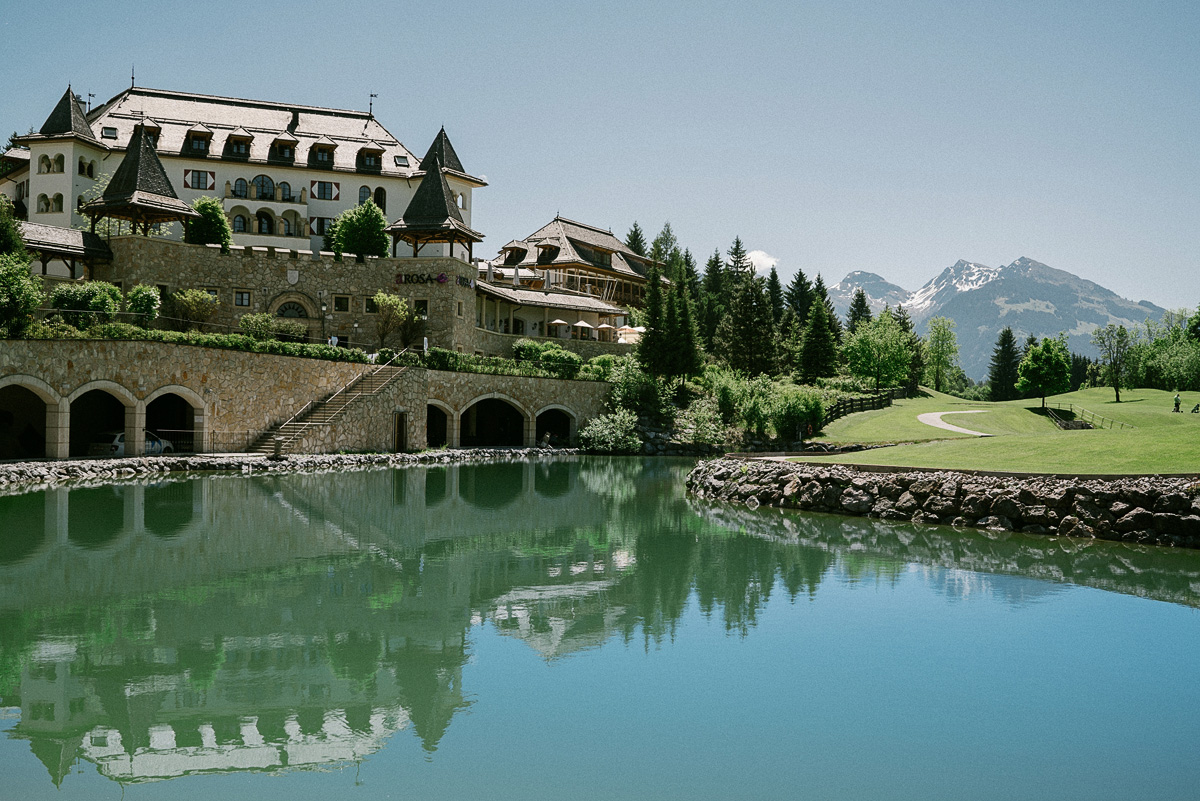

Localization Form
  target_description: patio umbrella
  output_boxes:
[574,320,594,328]
[633,326,646,332]
[549,319,569,326]
[596,324,614,329]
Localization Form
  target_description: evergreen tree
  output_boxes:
[924,316,960,392]
[766,267,784,325]
[698,249,726,350]
[726,237,751,276]
[1023,334,1038,354]
[785,268,813,327]
[812,274,842,344]
[778,308,803,375]
[674,287,703,376]
[714,271,776,376]
[987,326,1021,401]
[681,249,700,304]
[846,288,872,334]
[662,287,681,376]
[891,305,925,395]
[650,222,678,266]
[798,300,839,382]
[637,262,668,375]
[625,221,648,257]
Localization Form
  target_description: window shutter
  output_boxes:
[207,172,216,191]
[183,169,192,188]
[311,180,318,197]
[332,183,340,201]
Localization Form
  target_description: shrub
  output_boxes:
[125,284,160,327]
[769,386,824,442]
[238,312,276,341]
[272,318,307,342]
[736,375,773,438]
[170,289,219,332]
[0,253,43,337]
[609,356,675,421]
[333,200,388,262]
[49,281,122,328]
[512,338,546,361]
[676,395,726,446]
[538,346,582,379]
[585,354,618,381]
[184,196,233,252]
[579,409,642,454]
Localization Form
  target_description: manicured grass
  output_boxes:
[800,387,1200,475]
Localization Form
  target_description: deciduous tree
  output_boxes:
[1017,334,1071,407]
[334,200,389,262]
[184,196,232,253]
[1091,324,1138,402]
[844,311,913,390]
[0,252,42,337]
[924,316,960,392]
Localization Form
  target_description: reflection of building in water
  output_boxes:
[0,460,654,787]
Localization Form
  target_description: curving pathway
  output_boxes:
[916,410,993,437]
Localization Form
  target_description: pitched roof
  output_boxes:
[387,156,482,242]
[83,124,197,221]
[38,86,97,141]
[505,216,656,280]
[476,281,625,315]
[19,221,113,260]
[419,127,465,173]
[86,86,419,175]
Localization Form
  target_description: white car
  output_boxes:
[88,431,175,457]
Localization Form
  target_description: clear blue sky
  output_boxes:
[4,0,1197,308]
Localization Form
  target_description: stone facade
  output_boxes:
[96,236,477,352]
[1,340,613,458]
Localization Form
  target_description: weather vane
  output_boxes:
[369,93,377,117]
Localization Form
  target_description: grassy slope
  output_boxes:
[799,388,1200,475]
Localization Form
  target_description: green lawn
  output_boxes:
[798,388,1200,475]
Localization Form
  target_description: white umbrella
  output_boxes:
[596,324,614,329]
[574,320,594,328]
[549,318,569,326]
[633,326,646,332]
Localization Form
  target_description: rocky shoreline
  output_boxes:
[0,448,582,497]
[687,457,1200,549]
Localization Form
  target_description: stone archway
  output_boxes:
[426,402,451,448]
[145,385,207,453]
[535,405,575,446]
[459,394,530,447]
[0,375,65,459]
[67,381,137,458]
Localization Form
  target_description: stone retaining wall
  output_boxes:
[687,457,1200,549]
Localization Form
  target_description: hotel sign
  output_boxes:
[393,272,476,288]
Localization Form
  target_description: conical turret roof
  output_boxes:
[83,123,197,227]
[39,86,96,141]
[419,127,465,174]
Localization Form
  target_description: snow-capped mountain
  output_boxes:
[826,258,1166,379]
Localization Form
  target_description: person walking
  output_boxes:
[1174,393,1182,413]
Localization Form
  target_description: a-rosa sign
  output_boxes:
[393,272,476,288]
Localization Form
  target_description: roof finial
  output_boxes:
[131,65,135,88]
[369,93,377,117]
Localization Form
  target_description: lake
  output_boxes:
[1,457,1199,800]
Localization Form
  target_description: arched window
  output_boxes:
[359,185,370,205]
[279,217,292,236]
[276,302,308,318]
[233,215,247,232]
[252,174,274,201]
[53,154,64,173]
[233,178,248,198]
[51,194,63,213]
[38,155,51,174]
[87,161,95,178]
[256,211,274,235]
[37,194,49,213]
[279,181,292,202]
[78,157,88,176]
[374,187,386,213]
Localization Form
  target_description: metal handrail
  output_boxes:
[272,348,411,449]
[1050,402,1134,430]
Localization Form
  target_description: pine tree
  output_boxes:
[625,221,647,257]
[785,268,813,327]
[987,326,1021,401]
[846,288,872,334]
[662,287,681,376]
[778,308,803,374]
[675,288,703,376]
[715,272,776,376]
[698,249,726,350]
[637,262,667,375]
[726,237,751,276]
[798,300,839,382]
[681,249,700,304]
[812,274,842,344]
[650,222,678,265]
[767,267,784,325]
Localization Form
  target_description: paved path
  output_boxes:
[916,410,993,437]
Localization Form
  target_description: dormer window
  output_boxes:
[316,149,331,163]
[231,140,248,155]
[101,127,117,139]
[188,137,209,153]
[364,153,379,168]
[279,145,293,158]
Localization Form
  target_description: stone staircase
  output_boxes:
[247,364,408,455]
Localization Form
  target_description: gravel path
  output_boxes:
[916,410,992,437]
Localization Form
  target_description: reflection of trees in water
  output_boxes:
[0,493,44,566]
[5,457,1200,788]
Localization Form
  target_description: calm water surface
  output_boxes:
[1,457,1199,800]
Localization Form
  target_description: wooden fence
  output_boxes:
[821,388,907,429]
